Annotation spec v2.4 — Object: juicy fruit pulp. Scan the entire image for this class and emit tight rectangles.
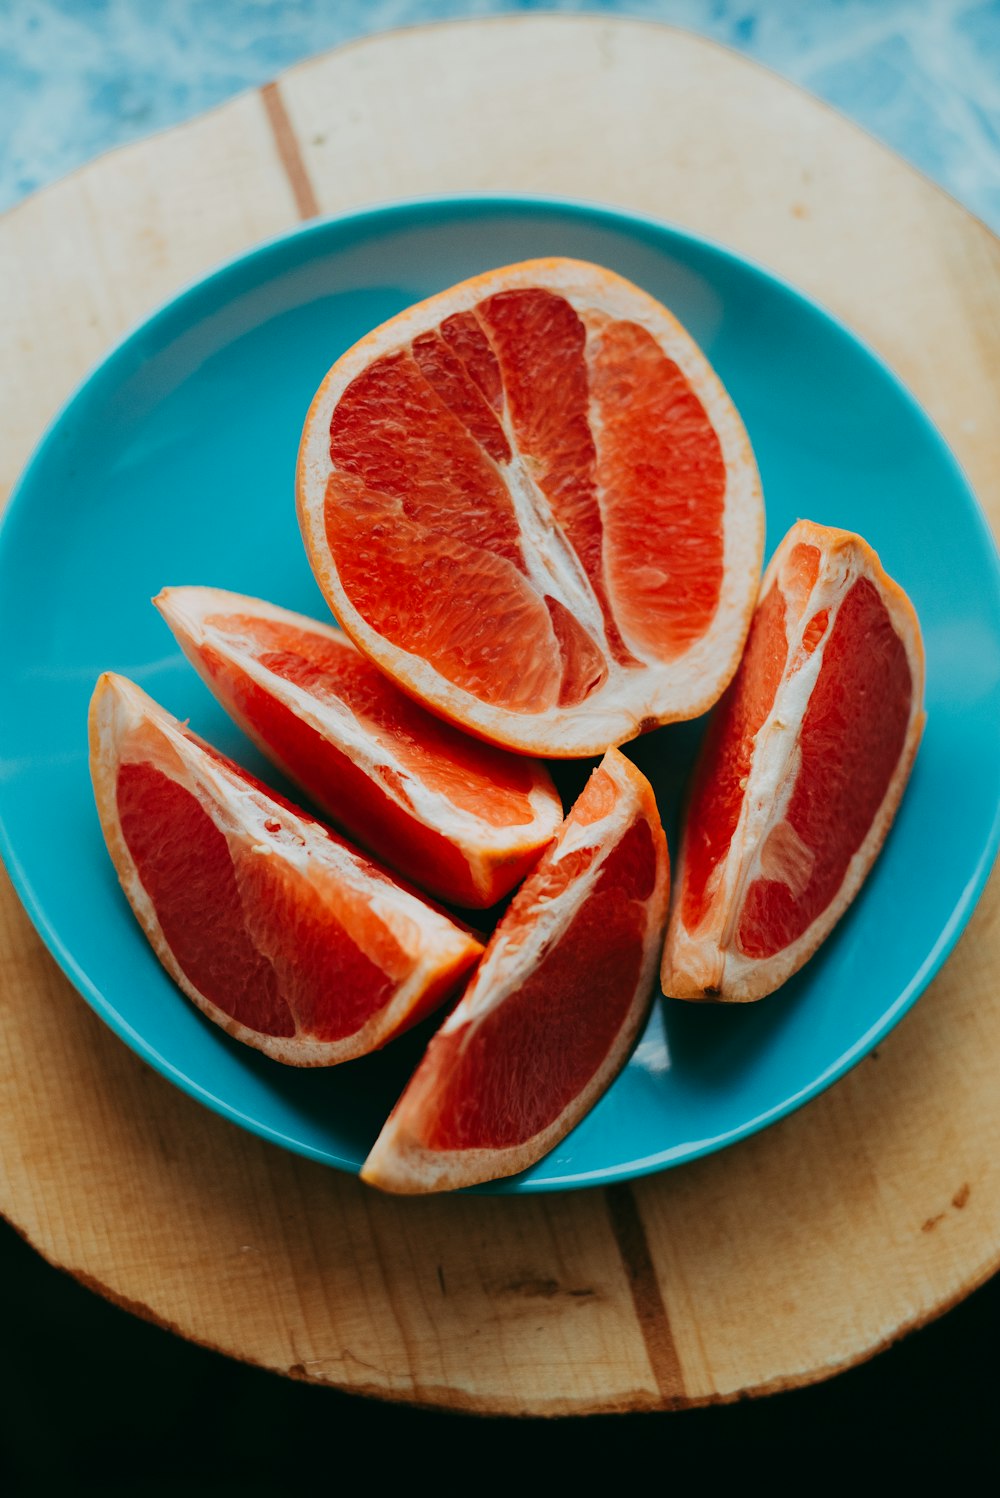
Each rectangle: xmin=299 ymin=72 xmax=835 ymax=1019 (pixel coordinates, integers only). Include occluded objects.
xmin=299 ymin=259 xmax=763 ymax=756
xmin=362 ymin=749 xmax=670 ymax=1193
xmin=155 ymin=588 xmax=562 ymax=908
xmin=417 ymin=817 xmax=655 ymax=1153
xmin=326 ymin=299 xmax=724 ymax=695
xmin=89 ymin=674 xmax=482 ymax=1065
xmin=662 ymin=521 xmax=925 ymax=1003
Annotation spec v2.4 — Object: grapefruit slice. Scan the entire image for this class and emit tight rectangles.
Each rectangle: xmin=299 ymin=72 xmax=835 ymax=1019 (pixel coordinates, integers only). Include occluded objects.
xmin=298 ymin=258 xmax=763 ymax=756
xmin=661 ymin=520 xmax=925 ymax=1003
xmin=89 ymin=674 xmax=482 ymax=1064
xmin=361 ymin=748 xmax=670 ymax=1193
xmin=154 ymin=587 xmax=562 ymax=908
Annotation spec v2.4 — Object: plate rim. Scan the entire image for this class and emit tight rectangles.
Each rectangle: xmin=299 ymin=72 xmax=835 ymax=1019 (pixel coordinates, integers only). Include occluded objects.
xmin=2 ymin=190 xmax=999 ymax=1194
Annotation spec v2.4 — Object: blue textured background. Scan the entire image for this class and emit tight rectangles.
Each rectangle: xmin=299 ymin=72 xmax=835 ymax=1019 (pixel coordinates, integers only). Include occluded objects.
xmin=2 ymin=1 xmax=1000 ymax=228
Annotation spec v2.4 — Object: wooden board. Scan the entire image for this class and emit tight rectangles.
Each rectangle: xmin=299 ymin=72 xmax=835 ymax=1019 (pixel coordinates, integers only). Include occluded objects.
xmin=2 ymin=15 xmax=999 ymax=1415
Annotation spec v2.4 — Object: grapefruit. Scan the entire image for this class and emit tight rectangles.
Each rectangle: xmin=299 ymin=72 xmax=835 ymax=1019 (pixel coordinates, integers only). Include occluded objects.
xmin=297 ymin=258 xmax=763 ymax=756
xmin=362 ymin=748 xmax=670 ymax=1193
xmin=661 ymin=520 xmax=925 ymax=1003
xmin=154 ymin=587 xmax=562 ymax=908
xmin=89 ymin=674 xmax=482 ymax=1064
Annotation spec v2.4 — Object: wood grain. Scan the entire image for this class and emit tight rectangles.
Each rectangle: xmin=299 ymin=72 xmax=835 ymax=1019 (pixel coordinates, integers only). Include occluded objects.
xmin=2 ymin=15 xmax=999 ymax=1414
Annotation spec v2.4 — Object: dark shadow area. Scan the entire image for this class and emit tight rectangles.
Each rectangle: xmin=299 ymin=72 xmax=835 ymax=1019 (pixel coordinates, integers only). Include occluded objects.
xmin=659 ymin=927 xmax=839 ymax=1085
xmin=237 ymin=1006 xmax=441 ymax=1152
xmin=621 ymin=716 xmax=705 ymax=851
xmin=1 ymin=1217 xmax=995 ymax=1492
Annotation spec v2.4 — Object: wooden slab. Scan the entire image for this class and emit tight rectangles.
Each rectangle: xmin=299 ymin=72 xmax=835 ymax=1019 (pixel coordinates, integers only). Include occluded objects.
xmin=2 ymin=16 xmax=999 ymax=1414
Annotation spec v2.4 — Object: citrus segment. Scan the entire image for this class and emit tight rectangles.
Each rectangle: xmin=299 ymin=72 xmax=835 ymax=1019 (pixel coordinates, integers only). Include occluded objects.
xmin=680 ymin=583 xmax=789 ymax=932
xmin=543 ymin=594 xmax=609 ymax=705
xmin=89 ymin=674 xmax=482 ymax=1064
xmin=155 ymin=588 xmax=562 ymax=908
xmin=662 ymin=521 xmax=925 ymax=1003
xmin=736 ymin=576 xmax=913 ymax=959
xmin=116 ymin=759 xmax=296 ymax=1038
xmin=439 ymin=310 xmax=505 ymax=412
xmin=590 ymin=317 xmax=726 ymax=657
xmin=298 ymin=258 xmax=764 ymax=755
xmin=362 ymin=749 xmax=670 ymax=1193
xmin=329 ymin=348 xmax=524 ymax=567
xmin=323 ymin=472 xmax=561 ymax=713
xmin=412 ymin=324 xmax=510 ymax=463
xmin=475 ymin=287 xmax=636 ymax=669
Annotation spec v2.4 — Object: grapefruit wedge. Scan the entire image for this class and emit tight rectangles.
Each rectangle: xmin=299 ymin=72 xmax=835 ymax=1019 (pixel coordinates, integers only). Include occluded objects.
xmin=298 ymin=258 xmax=763 ymax=756
xmin=154 ymin=587 xmax=562 ymax=908
xmin=89 ymin=674 xmax=482 ymax=1064
xmin=661 ymin=520 xmax=926 ymax=1003
xmin=362 ymin=748 xmax=670 ymax=1193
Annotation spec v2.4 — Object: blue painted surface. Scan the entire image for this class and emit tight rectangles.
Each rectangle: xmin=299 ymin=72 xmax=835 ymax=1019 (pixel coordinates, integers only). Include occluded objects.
xmin=1 ymin=197 xmax=998 ymax=1191
xmin=2 ymin=2 xmax=999 ymax=227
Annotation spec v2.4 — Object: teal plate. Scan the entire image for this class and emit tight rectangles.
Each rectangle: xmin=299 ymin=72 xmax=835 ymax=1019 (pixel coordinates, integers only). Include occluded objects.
xmin=2 ymin=196 xmax=999 ymax=1193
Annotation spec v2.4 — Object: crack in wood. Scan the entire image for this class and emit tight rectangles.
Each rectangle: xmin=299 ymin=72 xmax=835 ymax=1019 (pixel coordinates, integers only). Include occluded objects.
xmin=604 ymin=1184 xmax=685 ymax=1402
xmin=260 ymin=81 xmax=320 ymax=220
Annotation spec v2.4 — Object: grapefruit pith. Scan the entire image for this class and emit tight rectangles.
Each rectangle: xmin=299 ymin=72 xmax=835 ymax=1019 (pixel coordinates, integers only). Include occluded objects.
xmin=155 ymin=587 xmax=562 ymax=908
xmin=89 ymin=674 xmax=482 ymax=1064
xmin=362 ymin=748 xmax=670 ymax=1193
xmin=298 ymin=258 xmax=763 ymax=756
xmin=661 ymin=520 xmax=926 ymax=1003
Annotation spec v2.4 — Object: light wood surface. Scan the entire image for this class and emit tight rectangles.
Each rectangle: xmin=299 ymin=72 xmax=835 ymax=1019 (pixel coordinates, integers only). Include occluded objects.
xmin=2 ymin=16 xmax=999 ymax=1415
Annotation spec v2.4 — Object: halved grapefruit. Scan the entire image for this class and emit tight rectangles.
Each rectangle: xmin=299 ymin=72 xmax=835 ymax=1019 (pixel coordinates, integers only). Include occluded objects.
xmin=362 ymin=748 xmax=670 ymax=1193
xmin=154 ymin=587 xmax=562 ymax=908
xmin=298 ymin=258 xmax=763 ymax=756
xmin=89 ymin=674 xmax=482 ymax=1064
xmin=661 ymin=520 xmax=925 ymax=1003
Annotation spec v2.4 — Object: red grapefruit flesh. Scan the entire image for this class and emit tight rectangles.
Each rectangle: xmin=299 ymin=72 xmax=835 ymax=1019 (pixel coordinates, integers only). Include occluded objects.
xmin=661 ymin=521 xmax=926 ymax=1002
xmin=362 ymin=749 xmax=670 ymax=1193
xmin=298 ymin=258 xmax=763 ymax=756
xmin=89 ymin=674 xmax=482 ymax=1064
xmin=154 ymin=587 xmax=562 ymax=908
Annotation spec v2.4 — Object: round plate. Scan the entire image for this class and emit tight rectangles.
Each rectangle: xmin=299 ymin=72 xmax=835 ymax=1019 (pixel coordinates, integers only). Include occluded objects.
xmin=2 ymin=196 xmax=998 ymax=1194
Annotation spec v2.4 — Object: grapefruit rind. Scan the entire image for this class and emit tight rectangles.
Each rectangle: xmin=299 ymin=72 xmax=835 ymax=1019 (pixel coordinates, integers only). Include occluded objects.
xmin=361 ymin=749 xmax=670 ymax=1194
xmin=297 ymin=258 xmax=764 ymax=756
xmin=661 ymin=521 xmax=926 ymax=1003
xmin=154 ymin=586 xmax=562 ymax=906
xmin=89 ymin=673 xmax=483 ymax=1064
